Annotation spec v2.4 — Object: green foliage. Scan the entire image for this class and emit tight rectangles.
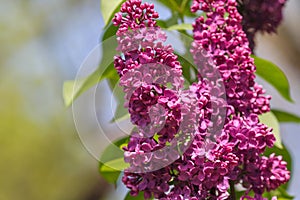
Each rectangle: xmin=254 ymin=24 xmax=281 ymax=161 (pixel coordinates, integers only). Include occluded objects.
xmin=0 ymin=75 xmax=104 ymax=200
xmin=156 ymin=0 xmax=196 ymax=18
xmin=110 ymin=83 xmax=130 ymax=122
xmin=263 ymin=186 xmax=294 ymax=200
xmin=156 ymin=0 xmax=181 ymax=13
xmin=101 ymin=0 xmax=125 ymax=26
xmin=63 ymin=63 xmax=115 ymax=107
xmin=253 ymin=55 xmax=293 ymax=102
xmin=102 ymin=22 xmax=119 ymax=41
xmin=63 ymin=24 xmax=118 ymax=107
xmin=259 ymin=111 xmax=283 ymax=149
xmin=63 ymin=73 xmax=100 ymax=107
xmin=236 ymin=187 xmax=294 ymax=200
xmin=235 ymin=190 xmax=249 ymax=199
xmin=167 ymin=23 xmax=193 ymax=31
xmin=272 ymin=109 xmax=300 ymax=123
xmin=99 ymin=136 xmax=129 ymax=185
xmin=175 ymin=52 xmax=197 ymax=84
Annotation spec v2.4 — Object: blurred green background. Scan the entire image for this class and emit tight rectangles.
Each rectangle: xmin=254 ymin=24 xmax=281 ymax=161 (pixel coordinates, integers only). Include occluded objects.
xmin=0 ymin=0 xmax=110 ymax=199
xmin=1 ymin=0 xmax=300 ymax=200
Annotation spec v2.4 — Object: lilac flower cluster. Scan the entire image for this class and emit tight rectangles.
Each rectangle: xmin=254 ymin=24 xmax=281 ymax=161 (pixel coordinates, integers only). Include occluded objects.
xmin=113 ymin=0 xmax=211 ymax=174
xmin=113 ymin=0 xmax=158 ymax=34
xmin=190 ymin=0 xmax=289 ymax=198
xmin=191 ymin=0 xmax=271 ymax=115
xmin=237 ymin=0 xmax=287 ymax=51
xmin=111 ymin=0 xmax=290 ymax=199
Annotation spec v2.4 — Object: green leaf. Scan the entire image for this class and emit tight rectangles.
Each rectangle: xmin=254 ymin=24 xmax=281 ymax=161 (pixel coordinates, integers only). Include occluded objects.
xmin=259 ymin=111 xmax=283 ymax=149
xmin=237 ymin=186 xmax=294 ymax=200
xmin=98 ymin=24 xmax=119 ymax=75
xmin=100 ymin=136 xmax=129 ymax=164
xmin=63 ymin=80 xmax=78 ymax=107
xmin=63 ymin=24 xmax=118 ymax=107
xmin=180 ymin=0 xmax=198 ymax=17
xmin=100 ymin=0 xmax=125 ymax=26
xmin=165 ymin=15 xmax=180 ymax=28
xmin=235 ymin=190 xmax=254 ymax=199
xmin=98 ymin=164 xmax=122 ymax=184
xmin=101 ymin=24 xmax=127 ymax=121
xmin=110 ymin=82 xmax=130 ymax=123
xmin=263 ymin=185 xmax=294 ymax=200
xmin=104 ymin=157 xmax=129 ymax=169
xmin=156 ymin=0 xmax=196 ymax=17
xmin=111 ymin=103 xmax=130 ymax=123
xmin=276 ymin=186 xmax=294 ymax=200
xmin=272 ymin=109 xmax=300 ymax=123
xmin=167 ymin=23 xmax=193 ymax=31
xmin=63 ymin=65 xmax=115 ymax=107
xmin=125 ymin=192 xmax=150 ymax=200
xmin=156 ymin=20 xmax=168 ymax=29
xmin=252 ymin=55 xmax=293 ymax=102
xmin=103 ymin=61 xmax=129 ymax=123
xmin=175 ymin=52 xmax=197 ymax=85
xmin=102 ymin=22 xmax=119 ymax=41
xmin=156 ymin=0 xmax=180 ymax=13
xmin=99 ymin=136 xmax=129 ymax=184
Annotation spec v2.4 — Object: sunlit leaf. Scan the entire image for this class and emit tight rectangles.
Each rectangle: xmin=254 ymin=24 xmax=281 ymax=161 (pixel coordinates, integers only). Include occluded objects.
xmin=252 ymin=55 xmax=293 ymax=102
xmin=167 ymin=16 xmax=181 ymax=27
xmin=63 ymin=66 xmax=112 ymax=107
xmin=237 ymin=185 xmax=294 ymax=200
xmin=263 ymin=185 xmax=294 ymax=200
xmin=235 ymin=191 xmax=248 ymax=199
xmin=62 ymin=61 xmax=116 ymax=107
xmin=63 ymin=24 xmax=118 ymax=107
xmin=102 ymin=60 xmax=129 ymax=123
xmin=98 ymin=164 xmax=121 ymax=184
xmin=102 ymin=22 xmax=119 ymax=41
xmin=156 ymin=0 xmax=180 ymax=13
xmin=156 ymin=20 xmax=168 ymax=29
xmin=111 ymin=102 xmax=130 ymax=123
xmin=272 ymin=109 xmax=300 ymax=123
xmin=259 ymin=111 xmax=283 ymax=149
xmin=175 ymin=52 xmax=197 ymax=85
xmin=100 ymin=0 xmax=125 ymax=26
xmin=167 ymin=23 xmax=193 ymax=31
xmin=99 ymin=136 xmax=129 ymax=184
xmin=110 ymin=82 xmax=130 ymax=123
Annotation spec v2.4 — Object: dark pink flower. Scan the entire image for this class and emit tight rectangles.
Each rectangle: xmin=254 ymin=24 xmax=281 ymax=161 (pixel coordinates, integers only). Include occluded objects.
xmin=237 ymin=0 xmax=287 ymax=51
xmin=110 ymin=0 xmax=290 ymax=199
xmin=191 ymin=0 xmax=271 ymax=115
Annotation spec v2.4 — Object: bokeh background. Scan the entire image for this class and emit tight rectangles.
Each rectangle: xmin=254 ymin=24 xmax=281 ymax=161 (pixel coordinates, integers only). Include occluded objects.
xmin=1 ymin=0 xmax=299 ymax=199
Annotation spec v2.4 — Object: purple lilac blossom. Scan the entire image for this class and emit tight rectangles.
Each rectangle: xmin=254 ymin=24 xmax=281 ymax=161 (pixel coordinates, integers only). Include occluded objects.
xmin=191 ymin=0 xmax=290 ymax=199
xmin=237 ymin=0 xmax=287 ymax=51
xmin=113 ymin=0 xmax=211 ymax=174
xmin=191 ymin=0 xmax=271 ymax=116
xmin=110 ymin=0 xmax=290 ymax=199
